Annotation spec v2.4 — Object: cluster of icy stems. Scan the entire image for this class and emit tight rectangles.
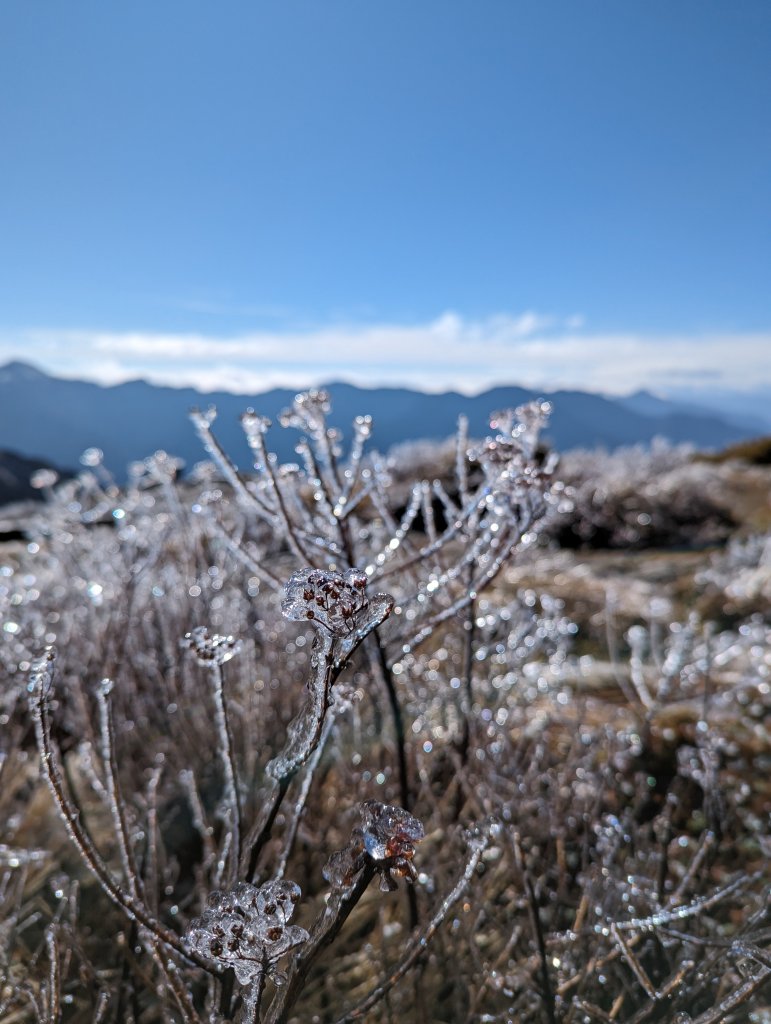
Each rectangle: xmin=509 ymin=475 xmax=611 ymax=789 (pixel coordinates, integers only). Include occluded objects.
xmin=5 ymin=387 xmax=769 ymax=1023
xmin=187 ymin=880 xmax=307 ymax=985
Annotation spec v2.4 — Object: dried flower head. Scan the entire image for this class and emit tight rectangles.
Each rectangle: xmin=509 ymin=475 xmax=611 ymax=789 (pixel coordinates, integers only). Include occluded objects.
xmin=282 ymin=567 xmax=370 ymax=637
xmin=240 ymin=408 xmax=272 ymax=439
xmin=187 ymin=880 xmax=308 ymax=985
xmin=324 ymin=801 xmax=425 ymax=893
xmin=28 ymin=648 xmax=57 ymax=700
xmin=181 ymin=626 xmax=242 ymax=666
xmin=278 ymin=389 xmax=331 ymax=436
xmin=143 ymin=449 xmax=184 ymax=483
xmin=30 ymin=468 xmax=59 ymax=490
xmin=471 ymin=401 xmax=552 ymax=471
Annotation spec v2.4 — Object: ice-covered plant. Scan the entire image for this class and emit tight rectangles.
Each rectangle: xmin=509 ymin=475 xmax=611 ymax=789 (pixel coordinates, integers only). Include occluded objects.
xmin=1 ymin=390 xmax=767 ymax=1021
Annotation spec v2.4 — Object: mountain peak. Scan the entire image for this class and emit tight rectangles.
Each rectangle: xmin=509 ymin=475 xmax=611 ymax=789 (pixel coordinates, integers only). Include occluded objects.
xmin=0 ymin=360 xmax=49 ymax=382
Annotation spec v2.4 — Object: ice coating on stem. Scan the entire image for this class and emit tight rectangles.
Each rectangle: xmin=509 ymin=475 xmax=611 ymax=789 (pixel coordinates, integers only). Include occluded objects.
xmin=266 ymin=630 xmax=334 ymax=780
xmin=269 ymin=568 xmax=394 ymax=779
xmin=334 ymin=591 xmax=395 ymax=667
xmin=187 ymin=880 xmax=308 ymax=985
xmin=240 ymin=409 xmax=273 ymax=473
xmin=240 ymin=409 xmax=272 ymax=440
xmin=189 ymin=405 xmax=217 ymax=432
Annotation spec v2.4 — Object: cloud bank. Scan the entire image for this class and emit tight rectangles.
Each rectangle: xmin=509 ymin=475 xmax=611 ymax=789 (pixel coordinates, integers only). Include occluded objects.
xmin=0 ymin=312 xmax=768 ymax=397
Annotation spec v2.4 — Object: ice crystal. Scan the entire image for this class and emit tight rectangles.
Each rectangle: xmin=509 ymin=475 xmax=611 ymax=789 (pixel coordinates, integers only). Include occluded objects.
xmin=360 ymin=800 xmax=425 ymax=861
xmin=181 ymin=627 xmax=242 ymax=666
xmin=187 ymin=880 xmax=308 ymax=985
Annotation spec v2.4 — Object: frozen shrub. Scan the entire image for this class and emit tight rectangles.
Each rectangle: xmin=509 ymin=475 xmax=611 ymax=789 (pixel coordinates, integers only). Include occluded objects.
xmin=698 ymin=530 xmax=771 ymax=612
xmin=0 ymin=394 xmax=767 ymax=1022
xmin=553 ymin=442 xmax=737 ymax=549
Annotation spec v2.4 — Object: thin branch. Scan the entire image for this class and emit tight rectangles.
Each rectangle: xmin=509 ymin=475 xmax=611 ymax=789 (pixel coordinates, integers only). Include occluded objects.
xmin=334 ymin=827 xmax=491 ymax=1022
xmin=29 ymin=655 xmax=215 ymax=973
xmin=45 ymin=928 xmax=61 ymax=1024
xmin=210 ymin=660 xmax=242 ymax=887
xmin=264 ymin=862 xmax=377 ymax=1024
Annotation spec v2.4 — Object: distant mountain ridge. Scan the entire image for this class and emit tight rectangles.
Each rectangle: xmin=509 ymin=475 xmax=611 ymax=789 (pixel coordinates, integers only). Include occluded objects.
xmin=0 ymin=360 xmax=758 ymax=479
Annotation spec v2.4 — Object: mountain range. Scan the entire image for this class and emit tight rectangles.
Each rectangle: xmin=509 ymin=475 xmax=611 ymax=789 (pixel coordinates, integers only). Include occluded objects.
xmin=0 ymin=360 xmax=760 ymax=480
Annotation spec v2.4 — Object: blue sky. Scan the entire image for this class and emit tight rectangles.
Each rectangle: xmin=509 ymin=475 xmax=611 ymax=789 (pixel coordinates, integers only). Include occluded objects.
xmin=0 ymin=1 xmax=769 ymax=395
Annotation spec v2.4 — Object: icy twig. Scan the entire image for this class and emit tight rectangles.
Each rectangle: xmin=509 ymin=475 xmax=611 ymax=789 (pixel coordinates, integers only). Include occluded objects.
xmin=455 ymin=413 xmax=470 ymax=507
xmin=28 ymin=651 xmax=215 ymax=973
xmin=90 ymin=990 xmax=111 ymax=1024
xmin=690 ymin=961 xmax=771 ymax=1024
xmin=241 ymin=409 xmax=313 ymax=565
xmin=179 ymin=768 xmax=217 ymax=874
xmin=514 ymin=831 xmax=557 ymax=1024
xmin=333 ymin=823 xmax=493 ymax=1022
xmin=190 ymin=407 xmax=276 ymax=524
xmin=144 ymin=764 xmax=163 ymax=916
xmin=333 ymin=415 xmax=372 ymax=517
xmin=274 ymin=712 xmax=336 ymax=881
xmin=600 ymin=872 xmax=760 ymax=935
xmin=204 ymin=519 xmax=284 ymax=591
xmin=45 ymin=927 xmax=60 ymax=1024
xmin=181 ymin=628 xmax=244 ymax=887
xmin=398 ymin=518 xmax=532 ymax=654
xmin=95 ymin=680 xmax=143 ymax=900
xmin=243 ymin=569 xmax=394 ymax=879
xmin=263 ymin=863 xmax=377 ymax=1024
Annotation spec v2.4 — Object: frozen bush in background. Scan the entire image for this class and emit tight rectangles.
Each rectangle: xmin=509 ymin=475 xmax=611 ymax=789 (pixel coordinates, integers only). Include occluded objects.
xmin=0 ymin=396 xmax=768 ymax=1022
xmin=554 ymin=441 xmax=737 ymax=549
xmin=699 ymin=530 xmax=771 ymax=610
xmin=372 ymin=435 xmax=739 ymax=551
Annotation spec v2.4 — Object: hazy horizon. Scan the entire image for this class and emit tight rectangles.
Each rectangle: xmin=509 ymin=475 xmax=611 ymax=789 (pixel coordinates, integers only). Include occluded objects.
xmin=4 ymin=347 xmax=771 ymax=409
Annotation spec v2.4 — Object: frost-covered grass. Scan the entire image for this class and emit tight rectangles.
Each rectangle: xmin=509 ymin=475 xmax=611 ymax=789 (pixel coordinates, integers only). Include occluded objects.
xmin=0 ymin=394 xmax=769 ymax=1023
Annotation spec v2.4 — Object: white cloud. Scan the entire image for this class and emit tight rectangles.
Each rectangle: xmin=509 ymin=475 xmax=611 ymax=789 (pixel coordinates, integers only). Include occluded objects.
xmin=0 ymin=313 xmax=768 ymax=397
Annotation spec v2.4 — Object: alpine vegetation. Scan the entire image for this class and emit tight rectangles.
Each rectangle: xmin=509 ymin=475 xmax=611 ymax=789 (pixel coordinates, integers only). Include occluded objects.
xmin=0 ymin=391 xmax=768 ymax=1021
